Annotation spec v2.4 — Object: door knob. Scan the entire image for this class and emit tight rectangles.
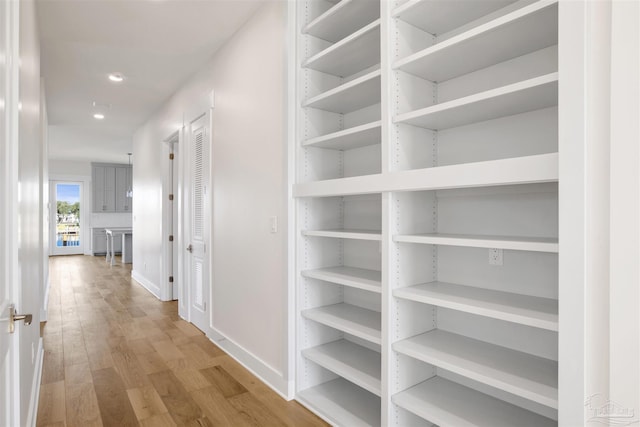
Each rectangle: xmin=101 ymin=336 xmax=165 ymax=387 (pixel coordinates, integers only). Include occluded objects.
xmin=186 ymin=244 xmax=193 ymax=253
xmin=9 ymin=304 xmax=32 ymax=334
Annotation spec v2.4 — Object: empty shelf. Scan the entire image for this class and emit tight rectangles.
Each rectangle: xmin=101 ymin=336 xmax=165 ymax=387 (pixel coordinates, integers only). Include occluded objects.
xmin=302 ymin=121 xmax=382 ymax=150
xmin=302 ymin=266 xmax=382 ymax=294
xmin=393 ymin=233 xmax=558 ymax=253
xmin=395 ymin=1 xmax=558 ymax=82
xmin=298 ymin=378 xmax=381 ymax=427
xmin=303 ymin=229 xmax=382 ymax=241
xmin=393 ymin=0 xmax=515 ymax=36
xmin=303 ymin=339 xmax=381 ymax=396
xmin=394 ymin=282 xmax=558 ymax=331
xmin=394 ymin=73 xmax=558 ymax=130
xmin=294 ymin=153 xmax=558 ymax=198
xmin=304 ymin=0 xmax=380 ymax=43
xmin=303 ymin=69 xmax=381 ymax=114
xmin=394 ymin=329 xmax=558 ymax=408
xmin=303 ymin=20 xmax=381 ymax=77
xmin=393 ymin=376 xmax=556 ymax=427
xmin=302 ymin=303 xmax=381 ymax=344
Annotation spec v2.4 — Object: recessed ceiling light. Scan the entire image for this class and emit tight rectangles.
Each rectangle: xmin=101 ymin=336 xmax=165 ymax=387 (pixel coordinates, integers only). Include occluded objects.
xmin=108 ymin=73 xmax=124 ymax=83
xmin=94 ymin=113 xmax=105 ymax=120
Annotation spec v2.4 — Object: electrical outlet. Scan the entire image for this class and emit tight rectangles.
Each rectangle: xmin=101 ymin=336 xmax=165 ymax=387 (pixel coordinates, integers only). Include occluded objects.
xmin=270 ymin=216 xmax=278 ymax=233
xmin=489 ymin=248 xmax=503 ymax=266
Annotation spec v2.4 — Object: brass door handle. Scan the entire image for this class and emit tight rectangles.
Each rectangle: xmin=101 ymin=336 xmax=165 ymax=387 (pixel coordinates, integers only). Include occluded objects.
xmin=9 ymin=304 xmax=32 ymax=334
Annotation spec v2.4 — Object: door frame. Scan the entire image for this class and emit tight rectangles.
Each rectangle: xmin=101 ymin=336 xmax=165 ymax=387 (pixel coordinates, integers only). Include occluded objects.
xmin=49 ymin=180 xmax=85 ymax=255
xmin=162 ymin=130 xmax=182 ymax=303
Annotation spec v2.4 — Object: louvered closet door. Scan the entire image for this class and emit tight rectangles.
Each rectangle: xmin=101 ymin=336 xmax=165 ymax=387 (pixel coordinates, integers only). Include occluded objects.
xmin=187 ymin=113 xmax=210 ymax=333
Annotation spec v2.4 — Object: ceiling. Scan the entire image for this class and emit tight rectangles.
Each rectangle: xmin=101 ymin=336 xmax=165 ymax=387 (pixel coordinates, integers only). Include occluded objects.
xmin=38 ymin=0 xmax=264 ymax=164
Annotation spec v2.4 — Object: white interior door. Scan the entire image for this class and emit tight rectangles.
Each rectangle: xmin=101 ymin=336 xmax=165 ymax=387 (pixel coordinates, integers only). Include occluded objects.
xmin=1 ymin=0 xmax=20 ymax=423
xmin=186 ymin=113 xmax=210 ymax=333
xmin=50 ymin=181 xmax=84 ymax=255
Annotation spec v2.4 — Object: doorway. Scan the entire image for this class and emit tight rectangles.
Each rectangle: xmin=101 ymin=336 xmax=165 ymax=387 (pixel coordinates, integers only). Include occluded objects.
xmin=50 ymin=181 xmax=84 ymax=255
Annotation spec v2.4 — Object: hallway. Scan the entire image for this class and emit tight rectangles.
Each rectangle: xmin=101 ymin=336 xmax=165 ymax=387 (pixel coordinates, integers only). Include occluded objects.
xmin=36 ymin=255 xmax=326 ymax=427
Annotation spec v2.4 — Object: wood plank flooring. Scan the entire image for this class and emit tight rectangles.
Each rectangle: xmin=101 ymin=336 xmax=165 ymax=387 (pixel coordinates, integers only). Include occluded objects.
xmin=37 ymin=255 xmax=327 ymax=427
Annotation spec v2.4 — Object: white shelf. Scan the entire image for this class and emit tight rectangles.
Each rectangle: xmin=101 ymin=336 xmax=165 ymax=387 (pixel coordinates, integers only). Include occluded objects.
xmin=393 ymin=232 xmax=558 ymax=253
xmin=304 ymin=0 xmax=380 ymax=43
xmin=302 ymin=303 xmax=381 ymax=345
xmin=392 ymin=0 xmax=515 ymax=36
xmin=394 ymin=282 xmax=558 ymax=331
xmin=303 ymin=20 xmax=381 ymax=77
xmin=394 ymin=1 xmax=558 ymax=82
xmin=294 ymin=153 xmax=558 ymax=198
xmin=302 ymin=120 xmax=382 ymax=150
xmin=303 ymin=69 xmax=381 ymax=114
xmin=302 ymin=266 xmax=382 ymax=294
xmin=394 ymin=73 xmax=558 ymax=130
xmin=393 ymin=329 xmax=558 ymax=408
xmin=393 ymin=376 xmax=556 ymax=427
xmin=303 ymin=339 xmax=381 ymax=396
xmin=298 ymin=378 xmax=380 ymax=427
xmin=302 ymin=229 xmax=382 ymax=241
xmin=394 ymin=233 xmax=558 ymax=253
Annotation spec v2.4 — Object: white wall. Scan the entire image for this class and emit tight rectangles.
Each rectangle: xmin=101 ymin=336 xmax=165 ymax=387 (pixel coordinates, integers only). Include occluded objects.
xmin=132 ymin=2 xmax=290 ymax=394
xmin=49 ymin=158 xmax=91 ymax=176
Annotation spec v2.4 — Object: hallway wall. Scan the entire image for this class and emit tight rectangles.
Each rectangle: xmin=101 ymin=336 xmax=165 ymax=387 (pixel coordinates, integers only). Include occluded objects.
xmin=132 ymin=2 xmax=290 ymax=395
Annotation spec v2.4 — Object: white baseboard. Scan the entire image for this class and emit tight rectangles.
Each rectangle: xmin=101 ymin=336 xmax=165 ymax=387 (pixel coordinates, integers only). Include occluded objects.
xmin=209 ymin=327 xmax=293 ymax=400
xmin=131 ymin=270 xmax=161 ymax=299
xmin=26 ymin=338 xmax=44 ymax=427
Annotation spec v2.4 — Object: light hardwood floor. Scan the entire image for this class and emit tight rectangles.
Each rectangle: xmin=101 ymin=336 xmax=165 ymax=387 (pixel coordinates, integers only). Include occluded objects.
xmin=37 ymin=255 xmax=326 ymax=427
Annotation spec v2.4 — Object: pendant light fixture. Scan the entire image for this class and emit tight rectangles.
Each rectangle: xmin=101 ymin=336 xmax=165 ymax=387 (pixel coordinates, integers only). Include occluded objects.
xmin=126 ymin=153 xmax=133 ymax=198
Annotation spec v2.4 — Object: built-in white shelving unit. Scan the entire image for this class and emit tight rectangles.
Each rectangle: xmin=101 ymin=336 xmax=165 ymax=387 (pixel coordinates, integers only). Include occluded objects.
xmin=295 ymin=0 xmax=560 ymax=424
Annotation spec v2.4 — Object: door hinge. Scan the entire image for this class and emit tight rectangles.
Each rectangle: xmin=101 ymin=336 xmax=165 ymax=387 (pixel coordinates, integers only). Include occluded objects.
xmin=169 ymin=276 xmax=174 ymax=283
xmin=168 ymin=194 xmax=174 ymax=201
xmin=169 ymin=235 xmax=174 ymax=242
xmin=169 ymin=153 xmax=174 ymax=160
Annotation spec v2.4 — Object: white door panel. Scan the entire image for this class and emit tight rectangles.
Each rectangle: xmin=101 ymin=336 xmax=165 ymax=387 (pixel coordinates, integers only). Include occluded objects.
xmin=186 ymin=113 xmax=211 ymax=333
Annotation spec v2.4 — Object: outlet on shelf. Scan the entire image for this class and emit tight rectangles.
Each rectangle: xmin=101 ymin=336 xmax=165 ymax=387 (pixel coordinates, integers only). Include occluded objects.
xmin=489 ymin=248 xmax=503 ymax=266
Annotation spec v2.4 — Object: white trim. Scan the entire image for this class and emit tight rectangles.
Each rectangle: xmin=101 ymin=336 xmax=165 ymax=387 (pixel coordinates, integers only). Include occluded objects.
xmin=25 ymin=338 xmax=43 ymax=427
xmin=284 ymin=0 xmax=297 ymax=401
xmin=209 ymin=328 xmax=292 ymax=399
xmin=160 ymin=140 xmax=173 ymax=302
xmin=131 ymin=270 xmax=161 ymax=299
xmin=608 ymin=0 xmax=640 ymax=414
xmin=40 ymin=276 xmax=50 ymax=322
